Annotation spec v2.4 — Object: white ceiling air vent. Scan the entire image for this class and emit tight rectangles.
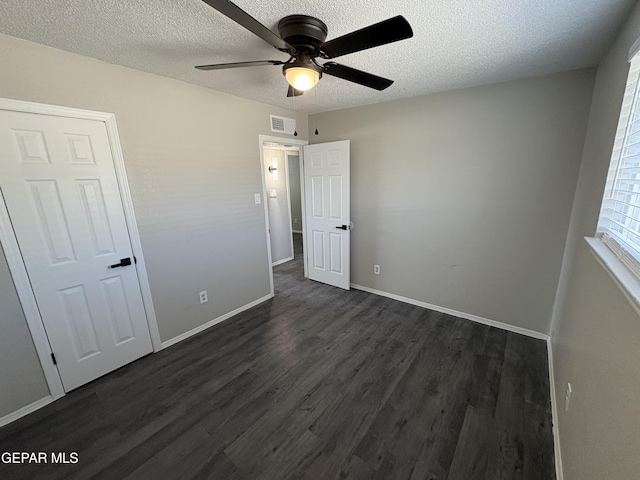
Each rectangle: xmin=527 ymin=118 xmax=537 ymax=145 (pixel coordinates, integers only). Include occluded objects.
xmin=270 ymin=115 xmax=296 ymax=135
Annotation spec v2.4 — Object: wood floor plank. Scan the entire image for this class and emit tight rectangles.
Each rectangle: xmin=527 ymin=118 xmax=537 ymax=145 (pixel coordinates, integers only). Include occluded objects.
xmin=189 ymin=451 xmax=246 ymax=480
xmin=236 ymin=426 xmax=323 ymax=479
xmin=490 ymin=399 xmax=526 ymax=480
xmin=523 ymin=401 xmax=556 ymax=479
xmin=0 ymin=233 xmax=555 ymax=480
xmin=447 ymin=405 xmax=498 ymax=479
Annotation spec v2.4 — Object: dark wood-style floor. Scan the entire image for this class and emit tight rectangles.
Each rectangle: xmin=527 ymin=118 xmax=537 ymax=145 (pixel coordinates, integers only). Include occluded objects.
xmin=0 ymin=234 xmax=556 ymax=479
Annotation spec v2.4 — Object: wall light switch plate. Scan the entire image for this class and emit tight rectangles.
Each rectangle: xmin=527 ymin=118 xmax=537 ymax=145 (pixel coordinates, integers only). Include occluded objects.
xmin=254 ymin=193 xmax=261 ymax=204
xmin=199 ymin=291 xmax=208 ymax=304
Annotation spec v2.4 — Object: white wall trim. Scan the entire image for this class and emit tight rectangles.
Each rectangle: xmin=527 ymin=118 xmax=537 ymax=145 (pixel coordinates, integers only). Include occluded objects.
xmin=629 ymin=36 xmax=640 ymax=62
xmin=104 ymin=112 xmax=162 ymax=352
xmin=292 ymin=230 xmax=303 ymax=234
xmin=350 ymin=283 xmax=549 ymax=340
xmin=547 ymin=338 xmax=564 ymax=480
xmin=0 ymin=193 xmax=66 ymax=400
xmin=0 ymin=100 xmax=70 ymax=400
xmin=585 ymin=236 xmax=640 ymax=318
xmin=272 ymin=256 xmax=294 ymax=267
xmin=160 ymin=293 xmax=273 ymax=349
xmin=258 ymin=134 xmax=308 ymax=296
xmin=298 ymin=152 xmax=308 ymax=279
xmin=284 ymin=151 xmax=295 ymax=263
xmin=0 ymin=98 xmax=120 ymax=121
xmin=0 ymin=396 xmax=54 ymax=428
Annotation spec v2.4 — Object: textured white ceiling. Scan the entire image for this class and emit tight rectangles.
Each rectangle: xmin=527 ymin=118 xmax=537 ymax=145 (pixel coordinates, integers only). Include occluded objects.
xmin=0 ymin=0 xmax=636 ymax=114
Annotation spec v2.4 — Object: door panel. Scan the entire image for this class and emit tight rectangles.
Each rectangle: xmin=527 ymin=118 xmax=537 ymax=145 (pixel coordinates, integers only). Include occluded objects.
xmin=311 ymin=176 xmax=324 ymax=217
xmin=101 ymin=275 xmax=136 ymax=345
xmin=312 ymin=230 xmax=325 ymax=269
xmin=28 ymin=180 xmax=77 ymax=263
xmin=0 ymin=110 xmax=152 ymax=391
xmin=303 ymin=141 xmax=350 ymax=289
xmin=329 ymin=232 xmax=343 ymax=273
xmin=77 ymin=180 xmax=117 ymax=256
xmin=59 ymin=284 xmax=100 ymax=359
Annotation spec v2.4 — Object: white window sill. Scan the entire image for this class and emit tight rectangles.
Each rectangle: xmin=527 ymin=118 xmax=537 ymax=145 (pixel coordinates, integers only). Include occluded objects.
xmin=585 ymin=236 xmax=640 ymax=316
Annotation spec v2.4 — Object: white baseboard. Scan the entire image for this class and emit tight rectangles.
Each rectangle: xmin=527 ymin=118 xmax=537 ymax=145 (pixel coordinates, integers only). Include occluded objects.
xmin=160 ymin=294 xmax=273 ymax=349
xmin=0 ymin=396 xmax=54 ymax=428
xmin=350 ymin=283 xmax=549 ymax=341
xmin=547 ymin=337 xmax=564 ymax=480
xmin=292 ymin=230 xmax=303 ymax=234
xmin=272 ymin=256 xmax=294 ymax=267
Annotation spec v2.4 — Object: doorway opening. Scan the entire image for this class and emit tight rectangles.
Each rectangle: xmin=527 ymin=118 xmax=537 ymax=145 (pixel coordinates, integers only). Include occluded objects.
xmin=259 ymin=135 xmax=351 ymax=293
xmin=258 ymin=135 xmax=308 ymax=294
xmin=263 ymin=143 xmax=301 ymax=267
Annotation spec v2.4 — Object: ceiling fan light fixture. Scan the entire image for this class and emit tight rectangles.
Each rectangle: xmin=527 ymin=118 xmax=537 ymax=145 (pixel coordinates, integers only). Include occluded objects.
xmin=197 ymin=2 xmax=413 ymax=97
xmin=284 ymin=66 xmax=320 ymax=91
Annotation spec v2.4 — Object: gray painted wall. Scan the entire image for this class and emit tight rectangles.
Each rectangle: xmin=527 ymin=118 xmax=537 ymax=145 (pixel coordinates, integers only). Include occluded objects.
xmin=0 ymin=33 xmax=307 ymax=416
xmin=550 ymin=2 xmax=640 ymax=479
xmin=0 ymin=246 xmax=49 ymax=417
xmin=264 ymin=148 xmax=293 ymax=264
xmin=288 ymin=154 xmax=302 ymax=232
xmin=309 ymin=69 xmax=595 ymax=334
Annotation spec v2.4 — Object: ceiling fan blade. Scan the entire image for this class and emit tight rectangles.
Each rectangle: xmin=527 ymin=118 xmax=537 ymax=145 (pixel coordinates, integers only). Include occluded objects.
xmin=320 ymin=16 xmax=413 ymax=59
xmin=322 ymin=62 xmax=393 ymax=90
xmin=201 ymin=0 xmax=293 ymax=53
xmin=287 ymin=85 xmax=304 ymax=97
xmin=195 ymin=60 xmax=285 ymax=70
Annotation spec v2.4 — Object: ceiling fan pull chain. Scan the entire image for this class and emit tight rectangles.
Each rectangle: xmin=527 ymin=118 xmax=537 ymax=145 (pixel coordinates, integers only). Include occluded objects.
xmin=293 ymin=94 xmax=298 ymax=136
xmin=312 ymin=89 xmax=318 ymax=134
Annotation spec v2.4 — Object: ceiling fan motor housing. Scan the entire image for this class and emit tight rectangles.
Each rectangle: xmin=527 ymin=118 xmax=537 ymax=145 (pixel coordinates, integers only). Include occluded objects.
xmin=278 ymin=15 xmax=328 ymax=53
xmin=278 ymin=15 xmax=327 ymax=82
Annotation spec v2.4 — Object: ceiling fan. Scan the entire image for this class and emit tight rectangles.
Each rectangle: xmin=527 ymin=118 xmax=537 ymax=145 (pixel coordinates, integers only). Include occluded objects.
xmin=195 ymin=0 xmax=413 ymax=97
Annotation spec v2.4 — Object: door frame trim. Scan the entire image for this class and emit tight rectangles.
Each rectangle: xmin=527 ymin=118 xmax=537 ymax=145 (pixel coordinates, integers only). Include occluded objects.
xmin=284 ymin=150 xmax=298 ymax=262
xmin=0 ymin=98 xmax=162 ymax=400
xmin=258 ymin=135 xmax=308 ymax=295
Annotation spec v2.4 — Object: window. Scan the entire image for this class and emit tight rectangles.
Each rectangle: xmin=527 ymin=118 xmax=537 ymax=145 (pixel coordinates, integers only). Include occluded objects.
xmin=595 ymin=49 xmax=640 ymax=282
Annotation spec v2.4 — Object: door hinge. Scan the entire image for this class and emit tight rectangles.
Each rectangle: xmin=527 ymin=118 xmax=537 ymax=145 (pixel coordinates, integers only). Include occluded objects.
xmin=51 ymin=353 xmax=57 ymax=365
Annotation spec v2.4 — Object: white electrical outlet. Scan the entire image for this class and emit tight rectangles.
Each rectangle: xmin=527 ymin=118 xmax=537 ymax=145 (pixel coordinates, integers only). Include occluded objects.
xmin=254 ymin=193 xmax=261 ymax=204
xmin=565 ymin=382 xmax=572 ymax=411
xmin=199 ymin=290 xmax=208 ymax=304
xmin=294 ymin=218 xmax=298 ymax=224
xmin=374 ymin=264 xmax=380 ymax=275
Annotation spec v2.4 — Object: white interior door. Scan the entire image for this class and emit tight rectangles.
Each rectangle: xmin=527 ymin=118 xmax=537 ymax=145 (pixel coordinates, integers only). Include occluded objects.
xmin=303 ymin=140 xmax=350 ymax=289
xmin=0 ymin=110 xmax=153 ymax=392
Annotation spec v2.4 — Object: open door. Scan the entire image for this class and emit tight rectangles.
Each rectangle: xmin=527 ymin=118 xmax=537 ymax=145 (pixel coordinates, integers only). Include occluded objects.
xmin=303 ymin=140 xmax=350 ymax=290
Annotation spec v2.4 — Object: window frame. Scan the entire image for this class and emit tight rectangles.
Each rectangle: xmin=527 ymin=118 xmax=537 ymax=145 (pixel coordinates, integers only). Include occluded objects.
xmin=589 ymin=38 xmax=640 ymax=316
